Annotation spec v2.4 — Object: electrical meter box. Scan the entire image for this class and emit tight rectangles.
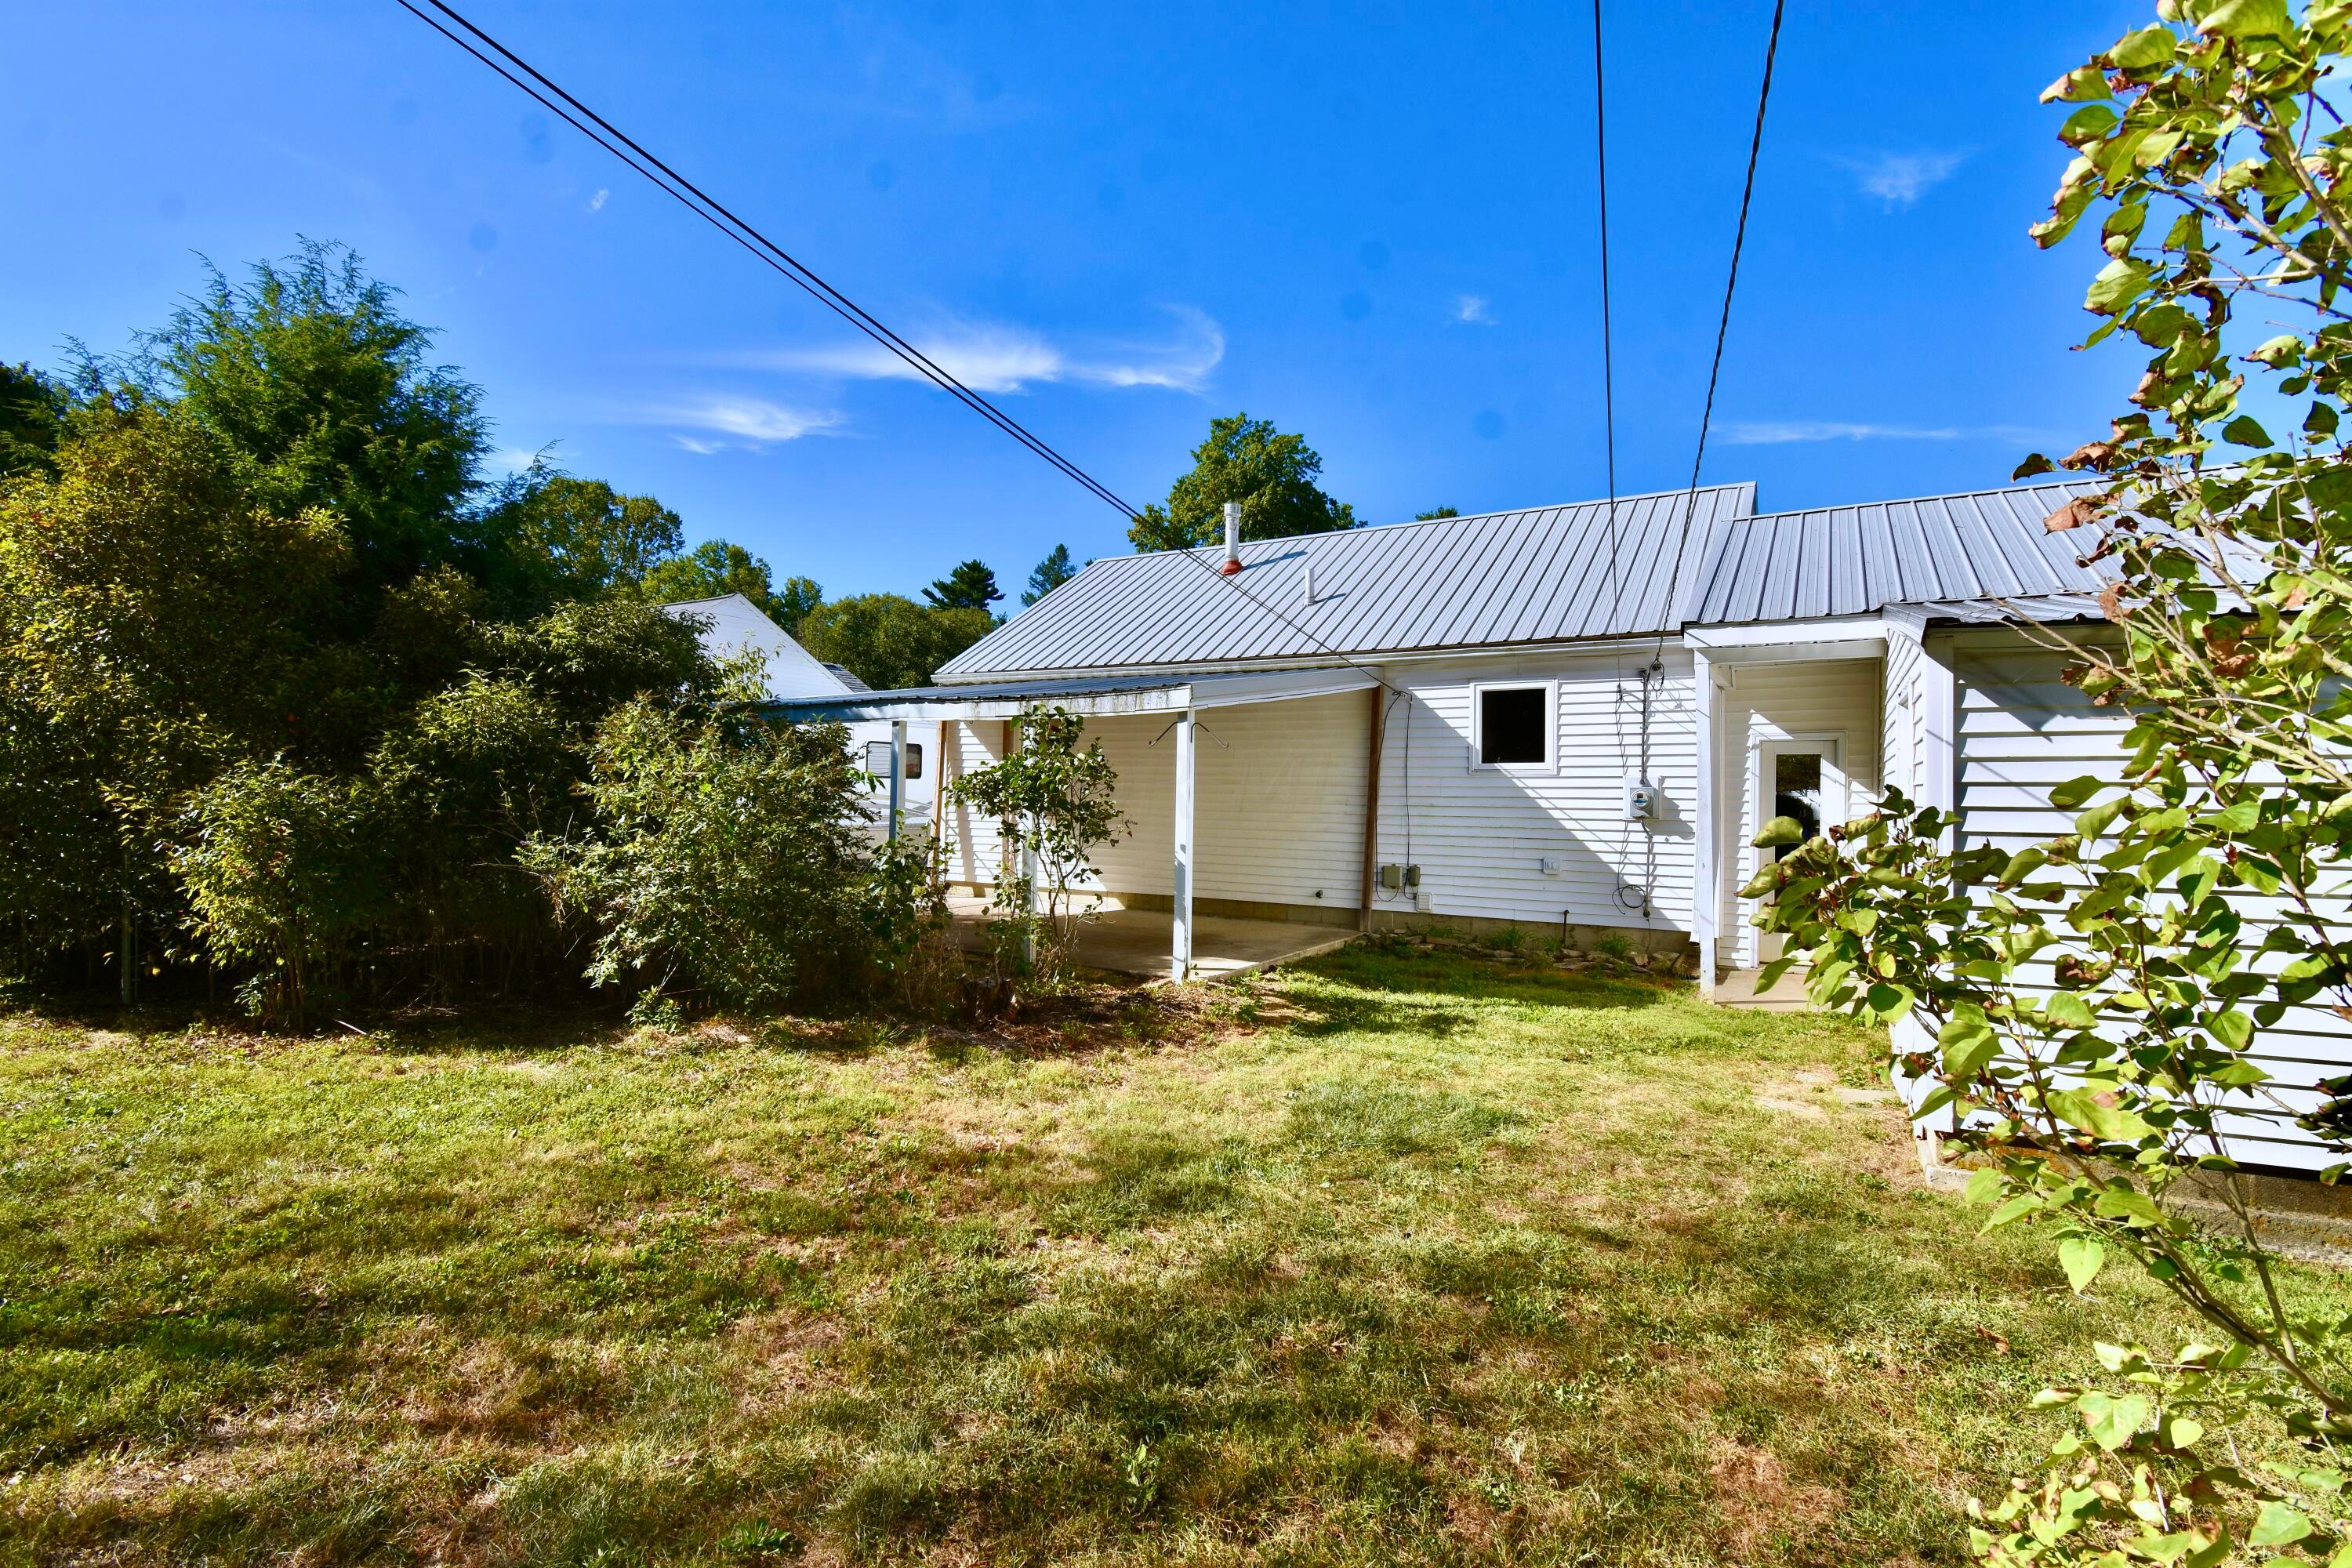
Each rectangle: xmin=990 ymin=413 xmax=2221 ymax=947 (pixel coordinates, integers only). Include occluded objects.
xmin=1623 ymin=777 xmax=1660 ymax=821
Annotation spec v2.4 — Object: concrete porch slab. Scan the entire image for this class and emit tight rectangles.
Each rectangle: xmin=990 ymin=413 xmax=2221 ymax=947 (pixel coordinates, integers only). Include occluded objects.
xmin=1714 ymin=965 xmax=1813 ymax=1011
xmin=947 ymin=894 xmax=1356 ymax=983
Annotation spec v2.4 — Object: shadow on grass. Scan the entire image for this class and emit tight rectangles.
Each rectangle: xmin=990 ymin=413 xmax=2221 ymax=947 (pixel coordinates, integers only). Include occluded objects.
xmin=1298 ymin=942 xmax=1681 ymax=1013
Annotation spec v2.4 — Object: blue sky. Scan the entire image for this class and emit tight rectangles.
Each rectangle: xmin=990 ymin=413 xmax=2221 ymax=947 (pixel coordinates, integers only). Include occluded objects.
xmin=6 ymin=0 xmax=2147 ymax=600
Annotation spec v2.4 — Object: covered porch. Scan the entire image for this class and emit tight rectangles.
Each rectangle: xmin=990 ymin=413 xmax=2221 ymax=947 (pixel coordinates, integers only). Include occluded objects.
xmin=767 ymin=666 xmax=1386 ymax=984
xmin=1688 ymin=615 xmax=1911 ymax=1007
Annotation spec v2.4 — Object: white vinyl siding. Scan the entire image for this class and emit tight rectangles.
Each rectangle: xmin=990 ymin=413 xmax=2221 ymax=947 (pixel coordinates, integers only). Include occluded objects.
xmin=1371 ymin=649 xmax=1698 ymax=935
xmin=937 ymin=693 xmax=1370 ymax=914
xmin=1949 ymin=628 xmax=2351 ymax=1173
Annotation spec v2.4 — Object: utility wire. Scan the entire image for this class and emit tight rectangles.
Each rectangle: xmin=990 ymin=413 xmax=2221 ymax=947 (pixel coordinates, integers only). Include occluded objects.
xmin=394 ymin=0 xmax=1404 ymax=695
xmin=395 ymin=0 xmax=1128 ymax=514
xmin=1592 ymin=0 xmax=1620 ymax=639
xmin=1653 ymin=0 xmax=1784 ymax=658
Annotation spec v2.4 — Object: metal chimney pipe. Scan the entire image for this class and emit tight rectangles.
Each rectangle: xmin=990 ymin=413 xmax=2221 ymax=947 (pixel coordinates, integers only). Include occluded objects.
xmin=1219 ymin=500 xmax=1243 ymax=575
xmin=1302 ymin=558 xmax=1316 ymax=604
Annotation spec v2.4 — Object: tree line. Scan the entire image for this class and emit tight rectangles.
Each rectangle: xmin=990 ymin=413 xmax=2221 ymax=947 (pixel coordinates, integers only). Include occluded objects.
xmin=0 ymin=244 xmax=951 ymax=1018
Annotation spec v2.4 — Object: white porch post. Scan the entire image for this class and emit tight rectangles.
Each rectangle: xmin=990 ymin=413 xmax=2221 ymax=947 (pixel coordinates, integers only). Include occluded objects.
xmin=1921 ymin=636 xmax=1958 ymax=840
xmin=1171 ymin=707 xmax=1196 ymax=983
xmin=886 ymin=718 xmax=907 ymax=844
xmin=1693 ymin=651 xmax=1719 ymax=1002
xmin=1018 ymin=717 xmax=1040 ymax=969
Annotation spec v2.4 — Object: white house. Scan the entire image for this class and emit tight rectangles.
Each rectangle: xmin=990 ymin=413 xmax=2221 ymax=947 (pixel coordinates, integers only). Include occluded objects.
xmin=655 ymin=593 xmax=937 ymax=829
xmin=764 ymin=487 xmax=2350 ymax=1174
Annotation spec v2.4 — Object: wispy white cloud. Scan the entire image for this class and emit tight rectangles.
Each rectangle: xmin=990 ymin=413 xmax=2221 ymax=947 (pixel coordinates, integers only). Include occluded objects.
xmin=586 ymin=187 xmax=608 ymax=213
xmin=612 ymin=397 xmax=844 ymax=454
xmin=752 ymin=307 xmax=1225 ymax=395
xmin=1715 ymin=419 xmax=2042 ymax=445
xmin=1840 ymin=151 xmax=1964 ymax=207
xmin=1454 ymin=294 xmax=1495 ymax=325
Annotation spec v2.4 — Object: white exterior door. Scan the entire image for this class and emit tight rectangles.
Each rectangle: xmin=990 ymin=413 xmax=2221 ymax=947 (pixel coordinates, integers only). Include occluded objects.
xmin=1753 ymin=735 xmax=1846 ymax=964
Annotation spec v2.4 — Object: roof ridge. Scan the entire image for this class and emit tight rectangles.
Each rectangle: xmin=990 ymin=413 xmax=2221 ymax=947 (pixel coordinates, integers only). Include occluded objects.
xmin=1736 ymin=474 xmax=2096 ymax=524
xmin=1069 ymin=481 xmax=1759 ymax=568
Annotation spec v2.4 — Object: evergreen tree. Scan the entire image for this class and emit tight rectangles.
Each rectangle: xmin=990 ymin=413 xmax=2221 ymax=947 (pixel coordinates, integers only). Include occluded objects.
xmin=1022 ymin=544 xmax=1076 ymax=606
xmin=923 ymin=559 xmax=1003 ymax=612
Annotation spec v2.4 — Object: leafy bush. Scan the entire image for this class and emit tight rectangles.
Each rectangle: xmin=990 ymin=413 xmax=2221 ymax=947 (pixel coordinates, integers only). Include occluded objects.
xmin=172 ymin=760 xmax=379 ymax=1025
xmin=1754 ymin=6 xmax=2352 ymax=1561
xmin=947 ymin=705 xmax=1126 ymax=985
xmin=522 ymin=703 xmax=878 ymax=1013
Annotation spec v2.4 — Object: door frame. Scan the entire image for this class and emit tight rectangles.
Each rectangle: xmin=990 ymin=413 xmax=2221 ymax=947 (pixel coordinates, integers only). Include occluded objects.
xmin=1748 ymin=731 xmax=1849 ymax=966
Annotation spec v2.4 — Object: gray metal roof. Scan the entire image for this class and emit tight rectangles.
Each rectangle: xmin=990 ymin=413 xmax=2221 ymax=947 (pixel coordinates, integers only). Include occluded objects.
xmin=936 ymin=484 xmax=1758 ymax=681
xmin=1680 ymin=478 xmax=2115 ymax=626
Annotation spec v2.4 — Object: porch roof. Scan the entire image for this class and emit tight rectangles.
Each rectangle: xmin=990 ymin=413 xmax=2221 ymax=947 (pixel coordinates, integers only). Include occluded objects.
xmin=759 ymin=663 xmax=1380 ymax=722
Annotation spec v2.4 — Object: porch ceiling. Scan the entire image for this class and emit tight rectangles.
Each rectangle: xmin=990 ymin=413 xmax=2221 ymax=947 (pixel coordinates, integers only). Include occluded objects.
xmin=760 ymin=665 xmax=1379 ymax=722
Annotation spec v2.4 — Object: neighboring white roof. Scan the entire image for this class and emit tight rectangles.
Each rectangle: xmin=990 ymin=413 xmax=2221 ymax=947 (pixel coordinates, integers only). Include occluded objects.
xmin=938 ymin=485 xmax=1758 ymax=681
xmin=656 ymin=593 xmax=847 ymax=699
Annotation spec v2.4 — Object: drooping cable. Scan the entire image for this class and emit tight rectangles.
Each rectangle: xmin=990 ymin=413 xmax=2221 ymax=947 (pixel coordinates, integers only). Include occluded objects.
xmin=1653 ymin=0 xmax=1785 ymax=658
xmin=392 ymin=0 xmax=1402 ymax=696
xmin=1592 ymin=0 xmax=1621 ymax=639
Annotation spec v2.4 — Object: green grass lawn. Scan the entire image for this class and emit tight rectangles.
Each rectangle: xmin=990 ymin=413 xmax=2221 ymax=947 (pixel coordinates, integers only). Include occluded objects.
xmin=0 ymin=942 xmax=2225 ymax=1565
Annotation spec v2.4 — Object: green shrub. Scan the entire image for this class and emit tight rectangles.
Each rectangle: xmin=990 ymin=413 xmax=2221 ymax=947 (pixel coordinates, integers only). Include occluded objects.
xmin=171 ymin=760 xmax=381 ymax=1025
xmin=523 ymin=703 xmax=877 ymax=1013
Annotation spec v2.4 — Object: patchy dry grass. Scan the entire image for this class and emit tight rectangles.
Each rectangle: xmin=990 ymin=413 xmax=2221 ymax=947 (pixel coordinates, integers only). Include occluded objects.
xmin=0 ymin=943 xmax=2256 ymax=1564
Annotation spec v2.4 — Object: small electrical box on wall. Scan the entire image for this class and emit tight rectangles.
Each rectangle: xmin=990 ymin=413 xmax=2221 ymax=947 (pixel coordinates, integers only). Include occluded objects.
xmin=1623 ymin=777 xmax=1660 ymax=821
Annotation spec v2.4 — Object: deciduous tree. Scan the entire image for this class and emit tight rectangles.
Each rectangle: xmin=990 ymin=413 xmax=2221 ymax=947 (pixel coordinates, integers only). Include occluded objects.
xmin=1127 ymin=412 xmax=1356 ymax=552
xmin=797 ymin=594 xmax=993 ymax=690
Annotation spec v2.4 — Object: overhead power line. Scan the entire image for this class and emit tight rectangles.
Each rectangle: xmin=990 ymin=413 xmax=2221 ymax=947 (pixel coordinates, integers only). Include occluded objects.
xmin=392 ymin=0 xmax=1132 ymax=516
xmin=394 ymin=0 xmax=1403 ymax=693
xmin=1653 ymin=0 xmax=1785 ymax=652
xmin=1591 ymin=0 xmax=1621 ymax=638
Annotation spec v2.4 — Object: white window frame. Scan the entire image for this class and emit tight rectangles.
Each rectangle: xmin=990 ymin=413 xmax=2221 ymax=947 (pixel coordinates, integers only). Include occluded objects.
xmin=1468 ymin=680 xmax=1558 ymax=775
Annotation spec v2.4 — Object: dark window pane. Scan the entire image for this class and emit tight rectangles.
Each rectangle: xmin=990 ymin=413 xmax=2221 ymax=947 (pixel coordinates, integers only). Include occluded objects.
xmin=1479 ymin=687 xmax=1547 ymax=765
xmin=905 ymin=743 xmax=923 ymax=781
xmin=1772 ymin=750 xmax=1824 ymax=850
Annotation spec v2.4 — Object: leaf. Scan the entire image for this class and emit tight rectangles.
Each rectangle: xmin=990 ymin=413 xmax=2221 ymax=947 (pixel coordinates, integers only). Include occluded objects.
xmin=2250 ymin=333 xmax=2304 ymax=367
xmin=2196 ymin=0 xmax=2292 ymax=38
xmin=2049 ymin=775 xmax=2111 ymax=809
xmin=2093 ymin=1185 xmax=2165 ymax=1226
xmin=2061 ymin=103 xmax=2123 ymax=146
xmin=2085 ymin=259 xmax=2154 ymax=315
xmin=2108 ymin=24 xmax=2177 ymax=67
xmin=2209 ymin=1010 xmax=2253 ymax=1051
xmin=2060 ymin=1235 xmax=2107 ymax=1292
xmin=2221 ymin=414 xmax=2273 ymax=448
xmin=1941 ymin=1009 xmax=2003 ymax=1080
xmin=2249 ymin=1501 xmax=2312 ymax=1547
xmin=2046 ymin=991 xmax=2098 ymax=1031
xmin=1752 ymin=815 xmax=1806 ymax=848
xmin=2045 ymin=495 xmax=2114 ymax=532
xmin=2164 ymin=1413 xmax=2205 ymax=1450
xmin=1965 ymin=1166 xmax=2005 ymax=1205
xmin=2078 ymin=1389 xmax=2151 ymax=1450
xmin=2050 ymin=1087 xmax=2158 ymax=1143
